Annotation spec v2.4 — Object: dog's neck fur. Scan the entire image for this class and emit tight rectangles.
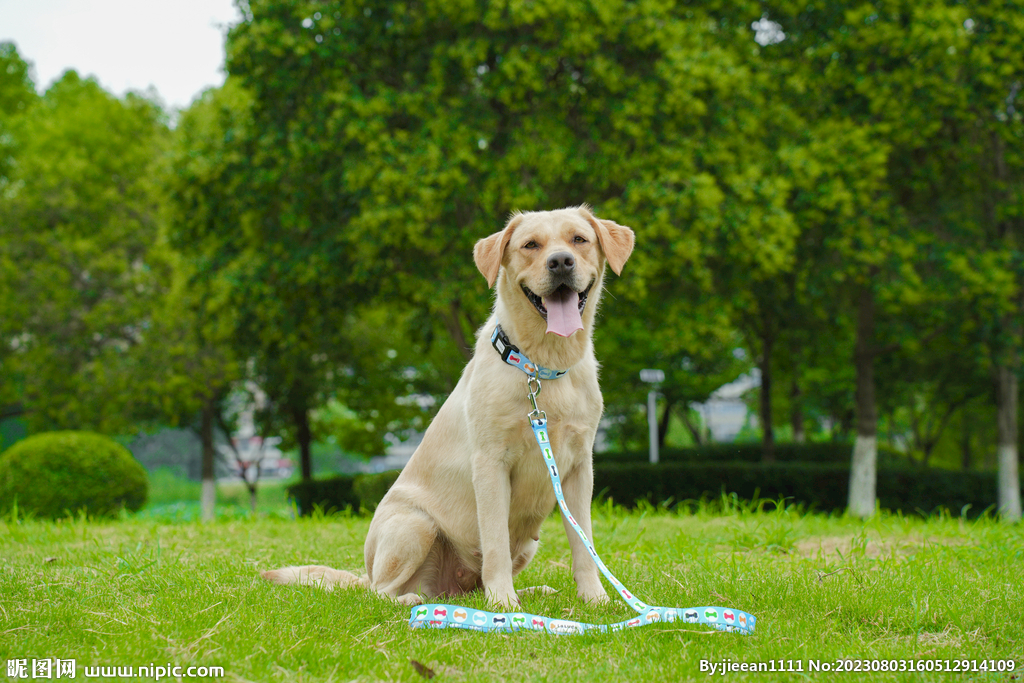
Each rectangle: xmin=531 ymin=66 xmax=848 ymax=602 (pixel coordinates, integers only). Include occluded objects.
xmin=489 ymin=266 xmax=606 ymax=372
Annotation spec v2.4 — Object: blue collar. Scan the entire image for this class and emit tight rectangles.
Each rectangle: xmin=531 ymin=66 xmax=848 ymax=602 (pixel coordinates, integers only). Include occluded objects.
xmin=490 ymin=324 xmax=569 ymax=380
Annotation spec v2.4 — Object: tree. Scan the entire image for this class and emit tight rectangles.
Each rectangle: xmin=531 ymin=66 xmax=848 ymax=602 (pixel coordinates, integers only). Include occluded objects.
xmin=135 ymin=254 xmax=244 ymax=519
xmin=167 ymin=55 xmax=392 ymax=478
xmin=224 ymin=0 xmax=803 ymax=458
xmin=856 ymin=1 xmax=1024 ymax=518
xmin=0 ymin=70 xmax=174 ymax=433
xmin=0 ymin=43 xmax=40 ymax=414
xmin=317 ymin=305 xmax=464 ymax=455
xmin=165 ymin=79 xmax=261 ymax=512
xmin=874 ymin=312 xmax=989 ymax=466
xmin=957 ymin=2 xmax=1024 ymax=520
xmin=167 ymin=75 xmax=460 ymax=484
xmin=758 ymin=0 xmax=996 ymax=516
xmin=597 ymin=283 xmax=750 ymax=450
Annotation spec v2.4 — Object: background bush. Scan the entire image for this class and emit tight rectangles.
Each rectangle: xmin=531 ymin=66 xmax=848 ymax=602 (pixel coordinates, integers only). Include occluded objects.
xmin=595 ymin=442 xmax=908 ymax=467
xmin=286 ymin=475 xmax=359 ymax=515
xmin=0 ymin=431 xmax=148 ymax=518
xmin=285 ymin=439 xmax=1007 ymax=519
xmin=287 ymin=470 xmax=401 ymax=516
xmin=593 ymin=462 xmax=1004 ymax=517
xmin=352 ymin=470 xmax=401 ymax=512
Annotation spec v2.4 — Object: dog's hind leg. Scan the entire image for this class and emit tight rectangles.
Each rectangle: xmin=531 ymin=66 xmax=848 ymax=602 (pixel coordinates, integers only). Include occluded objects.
xmin=260 ymin=565 xmax=367 ymax=592
xmin=364 ymin=508 xmax=439 ymax=606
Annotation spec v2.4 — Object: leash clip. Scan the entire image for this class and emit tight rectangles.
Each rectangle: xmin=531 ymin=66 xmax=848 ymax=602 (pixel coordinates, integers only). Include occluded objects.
xmin=526 ymin=375 xmax=546 ymax=421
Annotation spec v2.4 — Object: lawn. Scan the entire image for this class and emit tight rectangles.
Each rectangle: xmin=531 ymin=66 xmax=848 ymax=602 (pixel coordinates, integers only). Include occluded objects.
xmin=1 ymin=498 xmax=1021 ymax=682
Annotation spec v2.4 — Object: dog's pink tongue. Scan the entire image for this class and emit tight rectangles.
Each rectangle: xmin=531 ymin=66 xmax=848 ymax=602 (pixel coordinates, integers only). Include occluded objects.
xmin=543 ymin=288 xmax=583 ymax=337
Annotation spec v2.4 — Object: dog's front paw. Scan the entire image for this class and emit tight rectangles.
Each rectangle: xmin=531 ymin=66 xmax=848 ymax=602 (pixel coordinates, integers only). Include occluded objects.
xmin=485 ymin=585 xmax=521 ymax=610
xmin=394 ymin=592 xmax=424 ymax=607
xmin=578 ymin=586 xmax=610 ymax=605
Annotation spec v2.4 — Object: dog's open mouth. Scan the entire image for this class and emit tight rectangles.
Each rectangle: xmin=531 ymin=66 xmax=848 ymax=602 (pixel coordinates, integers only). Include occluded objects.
xmin=521 ymin=282 xmax=592 ymax=337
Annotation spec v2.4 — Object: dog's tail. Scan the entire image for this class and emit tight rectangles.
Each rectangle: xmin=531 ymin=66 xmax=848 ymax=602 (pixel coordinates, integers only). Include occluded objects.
xmin=260 ymin=565 xmax=369 ymax=592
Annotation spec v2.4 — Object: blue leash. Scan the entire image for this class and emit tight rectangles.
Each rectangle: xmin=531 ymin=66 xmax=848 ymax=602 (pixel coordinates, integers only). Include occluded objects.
xmin=409 ymin=361 xmax=757 ymax=635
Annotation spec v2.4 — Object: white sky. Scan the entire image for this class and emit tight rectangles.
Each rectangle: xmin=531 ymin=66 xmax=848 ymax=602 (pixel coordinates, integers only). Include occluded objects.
xmin=0 ymin=0 xmax=241 ymax=111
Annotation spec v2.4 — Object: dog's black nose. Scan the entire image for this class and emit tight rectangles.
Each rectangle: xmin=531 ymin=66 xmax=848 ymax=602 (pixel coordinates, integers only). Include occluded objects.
xmin=547 ymin=251 xmax=575 ymax=276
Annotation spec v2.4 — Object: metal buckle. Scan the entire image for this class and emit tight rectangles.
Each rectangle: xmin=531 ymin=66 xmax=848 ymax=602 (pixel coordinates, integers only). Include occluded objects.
xmin=527 ymin=376 xmax=545 ymax=421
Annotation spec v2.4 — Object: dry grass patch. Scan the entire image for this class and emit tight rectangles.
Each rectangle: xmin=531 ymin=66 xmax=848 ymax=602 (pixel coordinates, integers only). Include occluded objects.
xmin=793 ymin=533 xmax=968 ymax=560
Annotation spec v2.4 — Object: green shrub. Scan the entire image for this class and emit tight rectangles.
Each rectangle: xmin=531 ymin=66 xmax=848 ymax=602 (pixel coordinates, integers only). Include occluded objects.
xmin=286 ymin=457 xmax=1001 ymax=520
xmin=353 ymin=470 xmax=401 ymax=511
xmin=595 ymin=441 xmax=908 ymax=466
xmin=593 ymin=462 xmax=1004 ymax=517
xmin=286 ymin=474 xmax=360 ymax=515
xmin=0 ymin=431 xmax=148 ymax=518
xmin=287 ymin=470 xmax=401 ymax=516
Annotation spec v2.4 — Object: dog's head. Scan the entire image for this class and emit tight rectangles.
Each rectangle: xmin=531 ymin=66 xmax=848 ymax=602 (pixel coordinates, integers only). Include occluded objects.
xmin=473 ymin=206 xmax=635 ymax=337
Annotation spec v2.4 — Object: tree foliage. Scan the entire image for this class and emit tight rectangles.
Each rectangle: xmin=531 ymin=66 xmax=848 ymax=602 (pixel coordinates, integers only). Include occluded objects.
xmin=2 ymin=1 xmax=1022 ymax=517
xmin=0 ymin=70 xmax=173 ymax=433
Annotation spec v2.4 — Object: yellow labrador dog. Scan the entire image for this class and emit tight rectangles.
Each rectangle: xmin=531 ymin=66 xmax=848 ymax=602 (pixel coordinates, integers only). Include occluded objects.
xmin=263 ymin=205 xmax=634 ymax=609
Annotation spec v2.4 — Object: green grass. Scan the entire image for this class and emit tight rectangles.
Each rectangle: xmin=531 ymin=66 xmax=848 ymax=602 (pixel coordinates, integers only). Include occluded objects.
xmin=1 ymin=500 xmax=1021 ymax=682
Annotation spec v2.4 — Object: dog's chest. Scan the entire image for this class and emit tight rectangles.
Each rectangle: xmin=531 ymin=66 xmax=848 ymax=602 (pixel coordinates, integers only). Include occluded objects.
xmin=511 ymin=374 xmax=600 ymax=471
xmin=507 ymin=416 xmax=593 ymax=507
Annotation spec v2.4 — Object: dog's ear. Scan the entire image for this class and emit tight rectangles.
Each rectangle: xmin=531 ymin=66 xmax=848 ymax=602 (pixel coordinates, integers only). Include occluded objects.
xmin=580 ymin=208 xmax=635 ymax=275
xmin=474 ymin=214 xmax=523 ymax=288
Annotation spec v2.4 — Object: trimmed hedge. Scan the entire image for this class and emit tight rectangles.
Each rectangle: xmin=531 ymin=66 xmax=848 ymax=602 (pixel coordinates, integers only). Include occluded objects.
xmin=287 ymin=470 xmax=400 ymax=515
xmin=0 ymin=431 xmax=148 ymax=518
xmin=593 ymin=462 xmax=1005 ymax=517
xmin=352 ymin=470 xmax=401 ymax=512
xmin=286 ymin=459 xmax=1006 ymax=519
xmin=595 ymin=441 xmax=907 ymax=466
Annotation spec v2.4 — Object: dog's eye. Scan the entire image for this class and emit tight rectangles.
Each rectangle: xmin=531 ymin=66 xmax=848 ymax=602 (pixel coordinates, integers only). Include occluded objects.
xmin=574 ymin=236 xmax=587 ymax=244
xmin=523 ymin=240 xmax=538 ymax=249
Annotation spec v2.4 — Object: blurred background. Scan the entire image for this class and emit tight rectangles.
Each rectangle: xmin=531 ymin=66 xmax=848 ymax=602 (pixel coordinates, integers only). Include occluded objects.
xmin=1 ymin=0 xmax=1022 ymax=519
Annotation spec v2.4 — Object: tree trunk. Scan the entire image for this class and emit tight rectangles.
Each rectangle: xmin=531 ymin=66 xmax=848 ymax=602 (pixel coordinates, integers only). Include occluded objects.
xmin=759 ymin=329 xmax=776 ymax=464
xmin=849 ymin=285 xmax=877 ymax=518
xmin=445 ymin=298 xmax=474 ymax=362
xmin=680 ymin=408 xmax=705 ymax=446
xmin=991 ymin=131 xmax=1022 ymax=521
xmin=995 ymin=365 xmax=1022 ymax=521
xmin=790 ymin=377 xmax=805 ymax=444
xmin=921 ymin=399 xmax=969 ymax=470
xmin=248 ymin=483 xmax=258 ymax=514
xmin=293 ymin=403 xmax=313 ymax=481
xmin=200 ymin=400 xmax=216 ymax=522
xmin=657 ymin=397 xmax=674 ymax=449
xmin=960 ymin=414 xmax=972 ymax=471
xmin=908 ymin=409 xmax=922 ymax=466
